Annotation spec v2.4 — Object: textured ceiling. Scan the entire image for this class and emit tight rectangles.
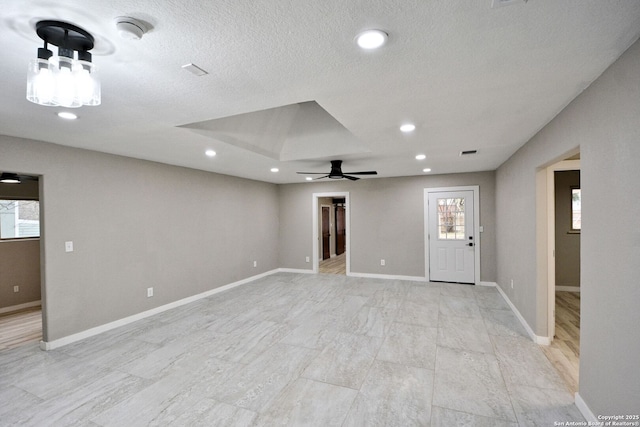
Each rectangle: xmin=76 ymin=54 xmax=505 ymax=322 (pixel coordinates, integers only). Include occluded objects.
xmin=0 ymin=0 xmax=639 ymax=183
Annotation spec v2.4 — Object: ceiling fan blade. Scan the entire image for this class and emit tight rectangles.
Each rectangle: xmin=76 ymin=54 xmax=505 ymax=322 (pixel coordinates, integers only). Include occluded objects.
xmin=313 ymin=175 xmax=330 ymax=180
xmin=343 ymin=175 xmax=360 ymax=181
xmin=343 ymin=171 xmax=377 ymax=175
xmin=296 ymin=172 xmax=328 ymax=174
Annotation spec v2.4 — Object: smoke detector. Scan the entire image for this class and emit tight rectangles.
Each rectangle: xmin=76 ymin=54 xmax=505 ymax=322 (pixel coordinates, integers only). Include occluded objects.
xmin=115 ymin=17 xmax=147 ymax=40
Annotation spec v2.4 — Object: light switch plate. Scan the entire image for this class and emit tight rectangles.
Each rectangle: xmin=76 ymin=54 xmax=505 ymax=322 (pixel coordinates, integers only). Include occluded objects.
xmin=65 ymin=241 xmax=74 ymax=252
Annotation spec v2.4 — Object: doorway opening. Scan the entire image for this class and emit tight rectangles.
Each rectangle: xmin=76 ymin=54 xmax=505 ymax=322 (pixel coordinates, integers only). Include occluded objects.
xmin=539 ymin=156 xmax=581 ymax=394
xmin=0 ymin=172 xmax=44 ymax=349
xmin=313 ymin=192 xmax=349 ymax=275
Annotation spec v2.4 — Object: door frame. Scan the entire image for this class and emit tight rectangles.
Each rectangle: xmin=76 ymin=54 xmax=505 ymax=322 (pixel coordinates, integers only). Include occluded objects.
xmin=424 ymin=186 xmax=480 ymax=284
xmin=545 ymin=159 xmax=581 ymax=341
xmin=313 ymin=192 xmax=350 ymax=274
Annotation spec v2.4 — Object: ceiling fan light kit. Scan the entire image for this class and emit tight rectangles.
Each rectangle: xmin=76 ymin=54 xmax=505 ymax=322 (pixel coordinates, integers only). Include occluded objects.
xmin=0 ymin=173 xmax=21 ymax=184
xmin=26 ymin=20 xmax=100 ymax=108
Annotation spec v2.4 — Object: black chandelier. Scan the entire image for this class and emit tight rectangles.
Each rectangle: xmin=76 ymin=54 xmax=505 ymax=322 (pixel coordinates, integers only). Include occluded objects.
xmin=27 ymin=20 xmax=100 ymax=108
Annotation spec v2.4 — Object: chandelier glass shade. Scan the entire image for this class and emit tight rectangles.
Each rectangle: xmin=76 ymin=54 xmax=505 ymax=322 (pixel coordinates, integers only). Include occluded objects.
xmin=26 ymin=20 xmax=100 ymax=108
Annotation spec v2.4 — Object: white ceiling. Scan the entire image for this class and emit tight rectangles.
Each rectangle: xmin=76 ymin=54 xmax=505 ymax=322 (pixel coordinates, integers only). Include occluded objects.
xmin=1 ymin=0 xmax=639 ymax=183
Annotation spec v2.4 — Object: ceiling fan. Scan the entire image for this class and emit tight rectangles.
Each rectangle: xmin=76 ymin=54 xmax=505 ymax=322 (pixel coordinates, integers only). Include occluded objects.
xmin=0 ymin=172 xmax=38 ymax=184
xmin=297 ymin=160 xmax=377 ymax=181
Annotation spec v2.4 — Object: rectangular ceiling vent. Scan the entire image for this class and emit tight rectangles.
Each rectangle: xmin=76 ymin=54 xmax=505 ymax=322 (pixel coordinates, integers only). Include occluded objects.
xmin=491 ymin=0 xmax=527 ymax=8
xmin=181 ymin=63 xmax=209 ymax=77
xmin=460 ymin=150 xmax=478 ymax=156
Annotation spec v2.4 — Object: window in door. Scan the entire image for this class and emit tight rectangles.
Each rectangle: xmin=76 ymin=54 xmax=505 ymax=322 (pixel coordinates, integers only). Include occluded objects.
xmin=437 ymin=197 xmax=465 ymax=240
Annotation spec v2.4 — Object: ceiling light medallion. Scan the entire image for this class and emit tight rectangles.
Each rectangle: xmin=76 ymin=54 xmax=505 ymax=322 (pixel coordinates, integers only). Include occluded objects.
xmin=26 ymin=20 xmax=100 ymax=108
xmin=355 ymin=30 xmax=388 ymax=50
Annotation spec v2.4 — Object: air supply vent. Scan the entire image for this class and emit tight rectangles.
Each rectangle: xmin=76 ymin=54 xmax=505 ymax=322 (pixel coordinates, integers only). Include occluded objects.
xmin=460 ymin=150 xmax=478 ymax=156
xmin=182 ymin=63 xmax=209 ymax=76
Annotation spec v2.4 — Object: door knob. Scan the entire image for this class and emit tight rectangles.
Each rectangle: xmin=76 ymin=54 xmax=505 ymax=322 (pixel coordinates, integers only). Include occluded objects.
xmin=467 ymin=242 xmax=474 ymax=247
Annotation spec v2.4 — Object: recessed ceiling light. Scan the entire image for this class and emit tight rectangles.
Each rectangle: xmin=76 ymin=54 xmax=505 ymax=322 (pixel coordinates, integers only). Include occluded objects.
xmin=400 ymin=123 xmax=416 ymax=133
xmin=355 ymin=30 xmax=388 ymax=50
xmin=271 ymin=168 xmax=279 ymax=173
xmin=57 ymin=112 xmax=77 ymax=120
xmin=305 ymin=177 xmax=313 ymax=181
xmin=205 ymin=149 xmax=216 ymax=157
xmin=423 ymin=168 xmax=432 ymax=173
xmin=415 ymin=154 xmax=426 ymax=160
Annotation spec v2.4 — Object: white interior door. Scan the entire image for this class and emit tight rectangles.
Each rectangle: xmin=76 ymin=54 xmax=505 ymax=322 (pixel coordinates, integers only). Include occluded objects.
xmin=428 ymin=190 xmax=475 ymax=283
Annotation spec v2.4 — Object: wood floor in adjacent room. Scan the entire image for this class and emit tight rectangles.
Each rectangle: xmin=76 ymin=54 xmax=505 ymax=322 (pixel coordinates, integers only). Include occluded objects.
xmin=318 ymin=253 xmax=346 ymax=275
xmin=540 ymin=291 xmax=580 ymax=394
xmin=0 ymin=306 xmax=42 ymax=351
xmin=0 ymin=273 xmax=585 ymax=426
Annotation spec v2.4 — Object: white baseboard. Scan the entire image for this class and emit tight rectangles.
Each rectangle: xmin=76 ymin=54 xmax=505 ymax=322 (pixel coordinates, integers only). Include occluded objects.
xmin=479 ymin=281 xmax=497 ymax=287
xmin=0 ymin=300 xmax=41 ymax=315
xmin=277 ymin=268 xmax=314 ymax=274
xmin=575 ymin=393 xmax=597 ymax=423
xmin=494 ymin=285 xmax=550 ymax=345
xmin=556 ymin=286 xmax=580 ymax=292
xmin=40 ymin=269 xmax=280 ymax=351
xmin=348 ymin=272 xmax=427 ymax=282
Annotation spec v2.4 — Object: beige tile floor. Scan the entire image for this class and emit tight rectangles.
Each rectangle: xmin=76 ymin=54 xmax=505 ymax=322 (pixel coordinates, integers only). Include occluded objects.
xmin=0 ymin=273 xmax=584 ymax=426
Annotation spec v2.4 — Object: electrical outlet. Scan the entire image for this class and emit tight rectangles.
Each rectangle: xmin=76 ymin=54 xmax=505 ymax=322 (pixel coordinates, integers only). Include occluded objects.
xmin=305 ymin=256 xmax=310 ymax=263
xmin=147 ymin=287 xmax=153 ymax=297
xmin=381 ymin=259 xmax=385 ymax=266
xmin=510 ymin=279 xmax=514 ymax=289
xmin=253 ymin=260 xmax=257 ymax=268
xmin=13 ymin=285 xmax=19 ymax=293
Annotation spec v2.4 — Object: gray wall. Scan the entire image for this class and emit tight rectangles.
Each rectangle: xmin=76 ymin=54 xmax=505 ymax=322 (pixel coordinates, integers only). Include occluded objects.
xmin=0 ymin=180 xmax=41 ymax=310
xmin=0 ymin=180 xmax=39 ymax=200
xmin=496 ymin=39 xmax=640 ymax=414
xmin=279 ymin=171 xmax=496 ymax=281
xmin=0 ymin=239 xmax=41 ymax=309
xmin=0 ymin=135 xmax=279 ymax=341
xmin=554 ymin=170 xmax=580 ymax=288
